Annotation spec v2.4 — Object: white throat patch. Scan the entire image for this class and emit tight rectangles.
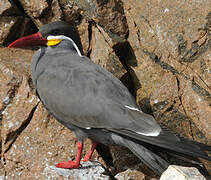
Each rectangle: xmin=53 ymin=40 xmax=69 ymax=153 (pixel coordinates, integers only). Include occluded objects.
xmin=47 ymin=35 xmax=82 ymax=57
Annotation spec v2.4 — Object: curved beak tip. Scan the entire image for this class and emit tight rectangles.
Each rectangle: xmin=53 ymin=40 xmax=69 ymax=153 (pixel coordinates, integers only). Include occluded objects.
xmin=8 ymin=42 xmax=16 ymax=48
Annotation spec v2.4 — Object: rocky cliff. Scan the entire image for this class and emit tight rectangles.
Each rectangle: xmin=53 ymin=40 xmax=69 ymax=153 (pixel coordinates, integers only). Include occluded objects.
xmin=0 ymin=0 xmax=210 ymax=179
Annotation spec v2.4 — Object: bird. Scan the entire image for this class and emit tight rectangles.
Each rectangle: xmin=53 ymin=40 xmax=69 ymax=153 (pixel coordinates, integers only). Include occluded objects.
xmin=8 ymin=21 xmax=211 ymax=175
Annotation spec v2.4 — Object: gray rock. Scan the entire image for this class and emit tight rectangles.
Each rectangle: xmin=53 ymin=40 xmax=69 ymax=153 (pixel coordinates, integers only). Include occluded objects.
xmin=160 ymin=165 xmax=206 ymax=180
xmin=43 ymin=161 xmax=110 ymax=180
xmin=115 ymin=169 xmax=145 ymax=180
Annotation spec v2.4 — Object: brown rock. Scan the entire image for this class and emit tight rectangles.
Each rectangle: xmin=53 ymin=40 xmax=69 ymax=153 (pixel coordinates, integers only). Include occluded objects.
xmin=50 ymin=0 xmax=63 ymax=23
xmin=59 ymin=0 xmax=81 ymax=24
xmin=77 ymin=18 xmax=90 ymax=55
xmin=19 ymin=0 xmax=62 ymax=27
xmin=20 ymin=0 xmax=48 ymax=19
xmin=181 ymin=77 xmax=211 ymax=141
xmin=74 ymin=0 xmax=129 ymax=42
xmin=0 ymin=48 xmax=34 ymax=178
xmin=0 ymin=0 xmax=12 ymax=15
xmin=122 ymin=0 xmax=211 ymax=145
xmin=0 ymin=0 xmax=20 ymax=16
xmin=0 ymin=47 xmax=34 ymax=154
xmin=0 ymin=48 xmax=33 ymax=107
xmin=1 ymin=76 xmax=39 ymax=156
xmin=90 ymin=25 xmax=127 ymax=79
xmin=0 ymin=16 xmax=27 ymax=46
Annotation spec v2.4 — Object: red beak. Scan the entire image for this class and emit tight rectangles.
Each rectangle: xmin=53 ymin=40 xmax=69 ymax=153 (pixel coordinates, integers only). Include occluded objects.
xmin=8 ymin=32 xmax=47 ymax=48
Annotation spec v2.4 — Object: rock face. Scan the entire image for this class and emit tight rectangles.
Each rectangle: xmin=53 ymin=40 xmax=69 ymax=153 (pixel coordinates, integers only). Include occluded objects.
xmin=122 ymin=0 xmax=211 ymax=144
xmin=0 ymin=0 xmax=210 ymax=179
xmin=74 ymin=0 xmax=129 ymax=42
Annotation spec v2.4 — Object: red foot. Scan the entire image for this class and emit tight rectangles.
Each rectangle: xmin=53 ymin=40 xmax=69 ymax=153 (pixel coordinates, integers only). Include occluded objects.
xmin=82 ymin=155 xmax=90 ymax=162
xmin=82 ymin=142 xmax=97 ymax=162
xmin=56 ymin=160 xmax=80 ymax=169
xmin=56 ymin=142 xmax=83 ymax=169
xmin=55 ymin=141 xmax=97 ymax=169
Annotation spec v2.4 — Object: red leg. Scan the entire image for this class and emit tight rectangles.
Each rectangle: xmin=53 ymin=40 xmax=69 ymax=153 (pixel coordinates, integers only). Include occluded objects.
xmin=56 ymin=142 xmax=83 ymax=169
xmin=83 ymin=141 xmax=97 ymax=162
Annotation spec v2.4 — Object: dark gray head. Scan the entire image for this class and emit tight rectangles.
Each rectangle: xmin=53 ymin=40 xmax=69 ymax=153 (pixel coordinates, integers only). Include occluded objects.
xmin=8 ymin=21 xmax=83 ymax=54
xmin=39 ymin=21 xmax=83 ymax=53
xmin=39 ymin=21 xmax=74 ymax=38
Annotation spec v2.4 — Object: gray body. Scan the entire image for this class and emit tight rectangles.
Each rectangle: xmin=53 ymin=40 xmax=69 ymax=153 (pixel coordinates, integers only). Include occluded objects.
xmin=31 ymin=40 xmax=161 ymax=140
xmin=31 ymin=39 xmax=210 ymax=175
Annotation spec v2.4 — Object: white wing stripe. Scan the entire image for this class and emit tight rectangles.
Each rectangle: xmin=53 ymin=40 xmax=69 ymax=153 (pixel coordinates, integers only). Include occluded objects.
xmin=136 ymin=130 xmax=160 ymax=136
xmin=125 ymin=105 xmax=142 ymax=112
xmin=125 ymin=105 xmax=160 ymax=136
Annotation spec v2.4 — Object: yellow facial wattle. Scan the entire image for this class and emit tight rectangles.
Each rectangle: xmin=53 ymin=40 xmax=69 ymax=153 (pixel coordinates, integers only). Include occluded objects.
xmin=47 ymin=39 xmax=62 ymax=46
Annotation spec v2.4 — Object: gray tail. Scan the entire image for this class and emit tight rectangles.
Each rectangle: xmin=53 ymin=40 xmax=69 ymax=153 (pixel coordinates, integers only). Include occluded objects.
xmin=123 ymin=138 xmax=169 ymax=175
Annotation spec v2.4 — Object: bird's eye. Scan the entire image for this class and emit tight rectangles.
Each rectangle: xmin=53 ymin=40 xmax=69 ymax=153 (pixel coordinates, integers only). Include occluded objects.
xmin=51 ymin=29 xmax=60 ymax=35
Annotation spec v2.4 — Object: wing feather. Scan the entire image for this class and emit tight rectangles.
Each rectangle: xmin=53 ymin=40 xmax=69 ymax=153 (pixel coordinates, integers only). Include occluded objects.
xmin=34 ymin=52 xmax=161 ymax=135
